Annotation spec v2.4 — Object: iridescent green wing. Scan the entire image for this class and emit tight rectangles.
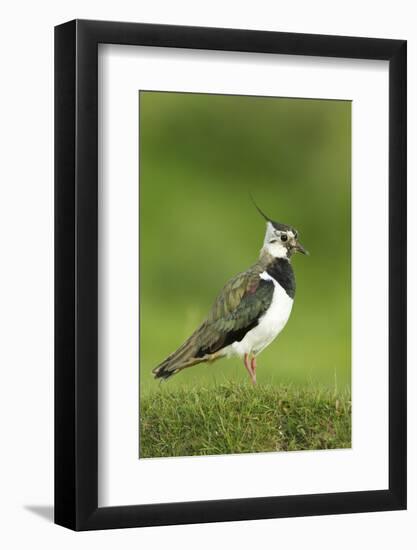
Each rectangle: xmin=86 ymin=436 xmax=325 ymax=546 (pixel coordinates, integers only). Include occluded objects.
xmin=195 ymin=266 xmax=274 ymax=357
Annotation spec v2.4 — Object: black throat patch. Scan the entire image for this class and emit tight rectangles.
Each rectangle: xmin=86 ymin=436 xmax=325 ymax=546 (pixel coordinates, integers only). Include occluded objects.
xmin=266 ymin=258 xmax=296 ymax=299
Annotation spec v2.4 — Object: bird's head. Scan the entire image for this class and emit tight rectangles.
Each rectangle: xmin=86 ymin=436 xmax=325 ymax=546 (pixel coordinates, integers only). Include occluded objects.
xmin=252 ymin=200 xmax=309 ymax=260
xmin=263 ymin=220 xmax=308 ymax=259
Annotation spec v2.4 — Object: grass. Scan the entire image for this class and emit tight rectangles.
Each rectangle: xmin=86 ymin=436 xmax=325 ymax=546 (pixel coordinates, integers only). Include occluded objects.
xmin=139 ymin=382 xmax=351 ymax=458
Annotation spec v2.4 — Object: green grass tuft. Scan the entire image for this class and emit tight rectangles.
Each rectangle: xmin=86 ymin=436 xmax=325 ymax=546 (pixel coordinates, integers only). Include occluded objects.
xmin=140 ymin=382 xmax=351 ymax=458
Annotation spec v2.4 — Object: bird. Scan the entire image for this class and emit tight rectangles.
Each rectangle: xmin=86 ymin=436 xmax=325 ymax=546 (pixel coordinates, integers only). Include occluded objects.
xmin=152 ymin=203 xmax=308 ymax=385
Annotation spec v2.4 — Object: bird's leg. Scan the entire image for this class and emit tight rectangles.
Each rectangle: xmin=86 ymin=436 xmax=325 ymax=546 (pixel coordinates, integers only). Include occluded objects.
xmin=243 ymin=353 xmax=251 ymax=378
xmin=250 ymin=354 xmax=257 ymax=383
xmin=243 ymin=353 xmax=256 ymax=385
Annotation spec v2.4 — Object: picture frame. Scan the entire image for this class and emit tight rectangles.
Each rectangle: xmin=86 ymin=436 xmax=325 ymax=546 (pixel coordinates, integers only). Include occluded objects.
xmin=55 ymin=19 xmax=406 ymax=531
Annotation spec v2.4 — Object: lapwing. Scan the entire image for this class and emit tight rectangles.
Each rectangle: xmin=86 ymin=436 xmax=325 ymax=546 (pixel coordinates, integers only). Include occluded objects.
xmin=153 ymin=205 xmax=308 ymax=384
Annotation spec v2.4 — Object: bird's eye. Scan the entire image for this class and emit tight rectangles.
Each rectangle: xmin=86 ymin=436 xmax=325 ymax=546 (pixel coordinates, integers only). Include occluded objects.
xmin=280 ymin=234 xmax=288 ymax=242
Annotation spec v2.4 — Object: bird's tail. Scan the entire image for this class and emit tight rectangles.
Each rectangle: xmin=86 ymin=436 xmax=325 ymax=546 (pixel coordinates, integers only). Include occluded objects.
xmin=152 ymin=331 xmax=202 ymax=380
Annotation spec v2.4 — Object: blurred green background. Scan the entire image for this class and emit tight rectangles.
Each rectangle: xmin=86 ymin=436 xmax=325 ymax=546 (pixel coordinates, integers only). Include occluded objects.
xmin=139 ymin=91 xmax=351 ymax=395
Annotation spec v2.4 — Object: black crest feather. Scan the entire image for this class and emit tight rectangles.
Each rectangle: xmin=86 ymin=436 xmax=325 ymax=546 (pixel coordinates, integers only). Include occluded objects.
xmin=250 ymin=194 xmax=291 ymax=232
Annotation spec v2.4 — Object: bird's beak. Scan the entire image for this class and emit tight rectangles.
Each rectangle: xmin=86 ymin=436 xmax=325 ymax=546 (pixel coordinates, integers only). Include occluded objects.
xmin=294 ymin=241 xmax=309 ymax=255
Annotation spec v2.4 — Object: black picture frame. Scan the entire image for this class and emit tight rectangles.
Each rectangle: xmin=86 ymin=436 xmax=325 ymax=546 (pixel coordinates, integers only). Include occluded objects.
xmin=55 ymin=19 xmax=407 ymax=531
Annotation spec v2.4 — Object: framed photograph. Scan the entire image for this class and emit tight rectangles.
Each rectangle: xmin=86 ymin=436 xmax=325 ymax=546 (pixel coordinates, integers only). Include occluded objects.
xmin=55 ymin=20 xmax=406 ymax=530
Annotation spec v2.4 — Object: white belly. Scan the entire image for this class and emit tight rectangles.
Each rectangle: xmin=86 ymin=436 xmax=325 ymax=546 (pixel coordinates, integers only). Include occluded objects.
xmin=225 ymin=271 xmax=294 ymax=358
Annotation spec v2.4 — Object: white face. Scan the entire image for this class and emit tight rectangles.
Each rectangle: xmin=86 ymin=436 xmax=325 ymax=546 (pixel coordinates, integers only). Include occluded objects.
xmin=262 ymin=222 xmax=298 ymax=259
